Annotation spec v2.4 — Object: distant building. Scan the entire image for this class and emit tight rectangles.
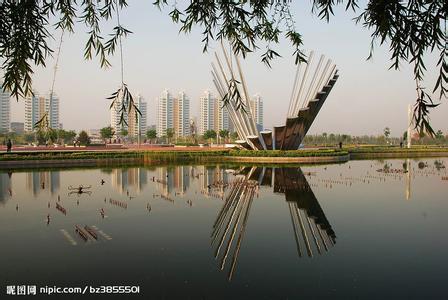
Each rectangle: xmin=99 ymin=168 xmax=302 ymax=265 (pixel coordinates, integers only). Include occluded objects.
xmin=110 ymin=92 xmax=128 ymax=137
xmin=24 ymin=91 xmax=60 ymax=132
xmin=10 ymin=122 xmax=24 ymax=134
xmin=110 ymin=92 xmax=147 ymax=138
xmin=156 ymin=90 xmax=191 ymax=138
xmin=199 ymin=90 xmax=231 ymax=135
xmin=250 ymin=94 xmax=263 ymax=130
xmin=173 ymin=91 xmax=190 ymax=138
xmin=128 ymin=94 xmax=147 ymax=138
xmin=157 ymin=89 xmax=174 ymax=137
xmin=0 ymin=84 xmax=11 ymax=133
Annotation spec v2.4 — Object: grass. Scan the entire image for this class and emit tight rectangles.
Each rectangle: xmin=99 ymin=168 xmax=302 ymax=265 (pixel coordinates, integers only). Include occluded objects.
xmin=0 ymin=146 xmax=446 ymax=165
xmin=229 ymin=149 xmax=348 ymax=157
xmin=0 ymin=150 xmax=229 ymax=162
xmin=347 ymin=146 xmax=448 ymax=153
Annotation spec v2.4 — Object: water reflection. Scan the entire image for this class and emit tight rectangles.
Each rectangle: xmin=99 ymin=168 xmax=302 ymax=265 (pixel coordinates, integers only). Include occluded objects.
xmin=111 ymin=168 xmax=148 ymax=194
xmin=0 ymin=159 xmax=447 ymax=298
xmin=26 ymin=171 xmax=60 ymax=196
xmin=212 ymin=166 xmax=336 ymax=280
xmin=0 ymin=172 xmax=12 ymax=204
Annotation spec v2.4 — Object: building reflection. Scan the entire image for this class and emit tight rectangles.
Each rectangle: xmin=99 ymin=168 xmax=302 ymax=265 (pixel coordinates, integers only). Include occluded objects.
xmin=111 ymin=168 xmax=148 ymax=194
xmin=0 ymin=172 xmax=12 ymax=205
xmin=212 ymin=166 xmax=336 ymax=281
xmin=26 ymin=171 xmax=60 ymax=196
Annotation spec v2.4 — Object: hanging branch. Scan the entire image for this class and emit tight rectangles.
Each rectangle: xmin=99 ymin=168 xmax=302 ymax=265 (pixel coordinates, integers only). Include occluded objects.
xmin=35 ymin=29 xmax=65 ymax=142
xmin=107 ymin=0 xmax=140 ymax=128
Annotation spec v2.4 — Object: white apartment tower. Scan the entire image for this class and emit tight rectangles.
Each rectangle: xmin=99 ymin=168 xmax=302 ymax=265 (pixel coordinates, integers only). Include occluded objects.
xmin=199 ymin=90 xmax=231 ymax=135
xmin=157 ymin=89 xmax=174 ymax=137
xmin=24 ymin=91 xmax=60 ymax=132
xmin=173 ymin=91 xmax=190 ymax=138
xmin=110 ymin=92 xmax=128 ymax=136
xmin=250 ymin=94 xmax=263 ymax=130
xmin=0 ymin=84 xmax=11 ymax=133
xmin=128 ymin=94 xmax=147 ymax=138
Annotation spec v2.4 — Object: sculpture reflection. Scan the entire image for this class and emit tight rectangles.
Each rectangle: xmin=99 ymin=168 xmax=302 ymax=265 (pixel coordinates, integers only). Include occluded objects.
xmin=212 ymin=166 xmax=336 ymax=281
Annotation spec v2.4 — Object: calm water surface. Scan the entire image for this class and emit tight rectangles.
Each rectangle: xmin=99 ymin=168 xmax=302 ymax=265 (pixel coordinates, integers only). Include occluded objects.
xmin=0 ymin=158 xmax=447 ymax=299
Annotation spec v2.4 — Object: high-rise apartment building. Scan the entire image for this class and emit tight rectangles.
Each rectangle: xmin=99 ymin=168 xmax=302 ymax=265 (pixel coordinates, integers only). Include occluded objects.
xmin=24 ymin=91 xmax=60 ymax=132
xmin=128 ymin=94 xmax=147 ymax=138
xmin=173 ymin=91 xmax=190 ymax=138
xmin=157 ymin=90 xmax=190 ymax=138
xmin=156 ymin=89 xmax=174 ymax=138
xmin=110 ymin=92 xmax=147 ymax=138
xmin=250 ymin=94 xmax=263 ymax=130
xmin=110 ymin=92 xmax=128 ymax=137
xmin=199 ymin=90 xmax=231 ymax=135
xmin=0 ymin=84 xmax=11 ymax=133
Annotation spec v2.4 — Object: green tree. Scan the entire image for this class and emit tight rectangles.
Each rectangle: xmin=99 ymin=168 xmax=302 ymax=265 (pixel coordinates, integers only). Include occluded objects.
xmin=219 ymin=129 xmax=229 ymax=144
xmin=77 ymin=130 xmax=91 ymax=146
xmin=24 ymin=133 xmax=35 ymax=144
xmin=230 ymin=132 xmax=239 ymax=142
xmin=384 ymin=127 xmax=391 ymax=141
xmin=0 ymin=1 xmax=445 ymax=136
xmin=203 ymin=130 xmax=217 ymax=143
xmin=166 ymin=128 xmax=174 ymax=144
xmin=435 ymin=130 xmax=444 ymax=139
xmin=100 ymin=126 xmax=115 ymax=143
xmin=146 ymin=129 xmax=157 ymax=144
xmin=56 ymin=129 xmax=76 ymax=145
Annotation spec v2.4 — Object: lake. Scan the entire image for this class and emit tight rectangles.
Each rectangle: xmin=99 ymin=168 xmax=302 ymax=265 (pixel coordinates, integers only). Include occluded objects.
xmin=0 ymin=158 xmax=447 ymax=299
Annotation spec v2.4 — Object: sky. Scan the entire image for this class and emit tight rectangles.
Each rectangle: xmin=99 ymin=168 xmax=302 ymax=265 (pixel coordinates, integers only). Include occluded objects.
xmin=8 ymin=1 xmax=447 ymax=136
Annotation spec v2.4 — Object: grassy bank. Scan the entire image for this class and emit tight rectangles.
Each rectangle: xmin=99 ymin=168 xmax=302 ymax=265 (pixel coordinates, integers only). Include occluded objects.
xmin=0 ymin=146 xmax=447 ymax=168
xmin=229 ymin=149 xmax=348 ymax=157
xmin=346 ymin=146 xmax=448 ymax=153
xmin=0 ymin=150 xmax=229 ymax=162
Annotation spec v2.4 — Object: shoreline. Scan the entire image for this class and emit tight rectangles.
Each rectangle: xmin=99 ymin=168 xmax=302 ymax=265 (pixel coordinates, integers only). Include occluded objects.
xmin=0 ymin=148 xmax=447 ymax=169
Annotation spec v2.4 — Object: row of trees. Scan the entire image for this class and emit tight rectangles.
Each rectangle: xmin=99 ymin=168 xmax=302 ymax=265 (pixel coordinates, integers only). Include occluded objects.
xmin=1 ymin=129 xmax=91 ymax=146
xmin=303 ymin=130 xmax=448 ymax=146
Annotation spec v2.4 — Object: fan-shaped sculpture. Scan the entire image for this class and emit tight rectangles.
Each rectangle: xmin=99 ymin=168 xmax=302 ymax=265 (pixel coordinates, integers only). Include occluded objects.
xmin=212 ymin=44 xmax=339 ymax=150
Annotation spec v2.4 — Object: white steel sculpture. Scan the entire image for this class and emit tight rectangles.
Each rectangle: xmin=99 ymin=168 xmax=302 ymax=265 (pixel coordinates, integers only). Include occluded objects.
xmin=212 ymin=44 xmax=339 ymax=150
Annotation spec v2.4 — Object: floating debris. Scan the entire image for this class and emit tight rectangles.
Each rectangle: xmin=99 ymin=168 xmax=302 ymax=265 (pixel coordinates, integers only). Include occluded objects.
xmin=56 ymin=203 xmax=67 ymax=215
xmin=109 ymin=198 xmax=127 ymax=209
xmin=84 ymin=225 xmax=98 ymax=240
xmin=68 ymin=185 xmax=92 ymax=196
xmin=75 ymin=225 xmax=89 ymax=241
xmin=60 ymin=229 xmax=77 ymax=246
xmin=92 ymin=225 xmax=112 ymax=241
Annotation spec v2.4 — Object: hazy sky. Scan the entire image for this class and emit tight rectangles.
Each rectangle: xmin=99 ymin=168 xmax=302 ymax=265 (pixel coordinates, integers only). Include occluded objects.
xmin=8 ymin=1 xmax=447 ymax=136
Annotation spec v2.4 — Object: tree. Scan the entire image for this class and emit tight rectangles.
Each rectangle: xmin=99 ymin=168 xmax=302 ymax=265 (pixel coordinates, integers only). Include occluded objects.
xmin=230 ymin=132 xmax=239 ymax=142
xmin=203 ymin=130 xmax=217 ymax=143
xmin=435 ymin=130 xmax=444 ymax=139
xmin=146 ymin=129 xmax=157 ymax=144
xmin=219 ymin=129 xmax=229 ymax=144
xmin=383 ymin=127 xmax=391 ymax=140
xmin=166 ymin=128 xmax=174 ymax=144
xmin=1 ymin=1 xmax=445 ymax=135
xmin=77 ymin=130 xmax=91 ymax=146
xmin=57 ymin=129 xmax=76 ymax=145
xmin=100 ymin=126 xmax=115 ymax=143
xmin=23 ymin=133 xmax=34 ymax=144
